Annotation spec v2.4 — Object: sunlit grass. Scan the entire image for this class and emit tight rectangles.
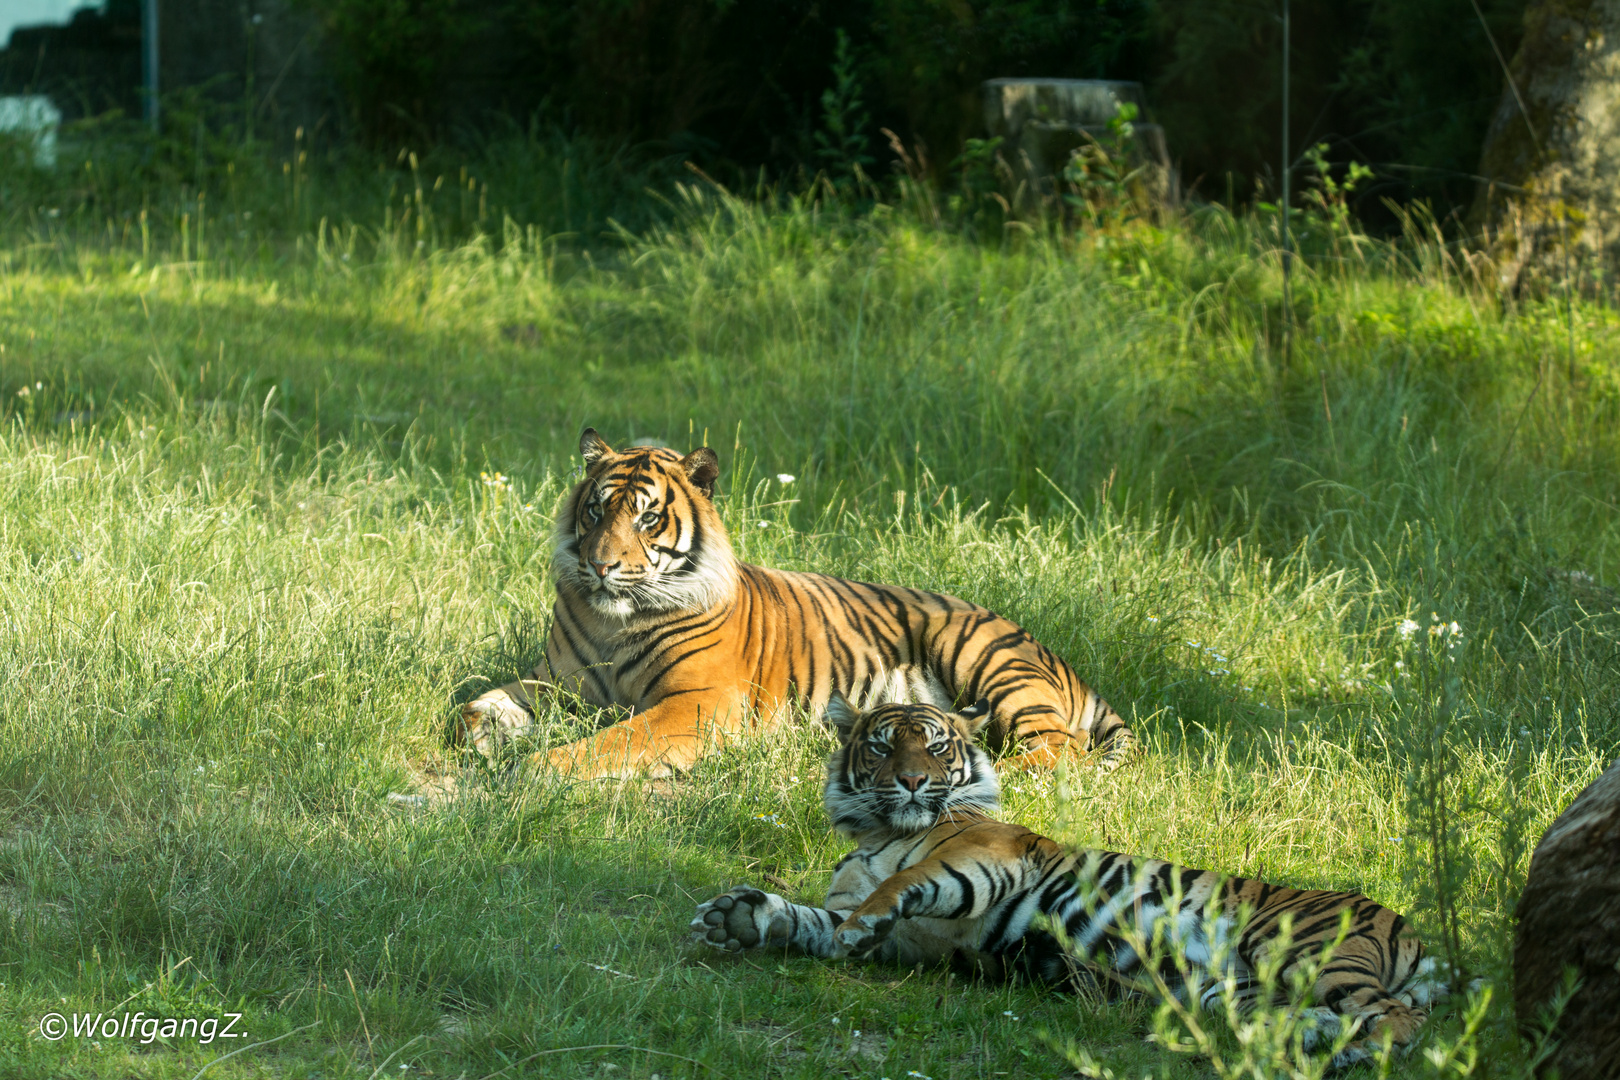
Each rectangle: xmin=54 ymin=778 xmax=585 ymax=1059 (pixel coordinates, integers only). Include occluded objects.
xmin=0 ymin=178 xmax=1616 ymax=1077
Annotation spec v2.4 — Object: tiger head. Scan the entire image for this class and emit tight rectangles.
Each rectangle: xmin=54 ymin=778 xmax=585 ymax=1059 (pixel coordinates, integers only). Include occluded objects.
xmin=822 ymin=691 xmax=1001 ymax=834
xmin=554 ymin=428 xmax=737 ymax=617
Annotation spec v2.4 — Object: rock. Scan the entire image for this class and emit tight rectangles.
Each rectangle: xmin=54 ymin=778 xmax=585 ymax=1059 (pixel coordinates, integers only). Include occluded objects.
xmin=1471 ymin=1 xmax=1620 ymax=294
xmin=1513 ymin=759 xmax=1620 ymax=1079
xmin=980 ymin=78 xmax=1172 ymax=196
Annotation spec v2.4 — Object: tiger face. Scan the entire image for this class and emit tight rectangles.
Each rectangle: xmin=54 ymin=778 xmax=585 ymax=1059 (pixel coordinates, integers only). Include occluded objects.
xmin=823 ymin=692 xmax=1000 ymax=833
xmin=553 ymin=428 xmax=733 ymax=617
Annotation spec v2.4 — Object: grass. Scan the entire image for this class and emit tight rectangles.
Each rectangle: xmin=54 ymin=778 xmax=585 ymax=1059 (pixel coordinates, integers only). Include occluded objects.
xmin=0 ymin=154 xmax=1617 ymax=1078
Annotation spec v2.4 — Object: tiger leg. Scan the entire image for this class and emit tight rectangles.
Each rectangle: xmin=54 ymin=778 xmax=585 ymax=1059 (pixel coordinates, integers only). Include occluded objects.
xmin=931 ymin=614 xmax=1136 ymax=771
xmin=832 ymin=846 xmax=1040 ymax=959
xmin=457 ymin=615 xmax=602 ymax=761
xmin=1297 ymin=941 xmax=1437 ymax=1067
xmin=538 ymin=692 xmax=750 ymax=779
xmin=689 ymin=887 xmax=848 ymax=957
xmin=986 ymin=682 xmax=1136 ymax=774
xmin=457 ymin=678 xmax=547 ymax=758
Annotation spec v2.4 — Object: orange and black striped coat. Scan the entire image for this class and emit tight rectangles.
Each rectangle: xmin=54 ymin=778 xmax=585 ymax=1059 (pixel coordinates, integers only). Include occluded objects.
xmin=457 ymin=429 xmax=1136 ymax=778
xmin=691 ymin=696 xmax=1444 ymax=1069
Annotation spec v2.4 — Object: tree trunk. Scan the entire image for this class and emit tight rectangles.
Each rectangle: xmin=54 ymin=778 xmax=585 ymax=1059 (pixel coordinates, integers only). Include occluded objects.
xmin=1472 ymin=0 xmax=1620 ymax=295
xmin=1513 ymin=759 xmax=1620 ymax=1079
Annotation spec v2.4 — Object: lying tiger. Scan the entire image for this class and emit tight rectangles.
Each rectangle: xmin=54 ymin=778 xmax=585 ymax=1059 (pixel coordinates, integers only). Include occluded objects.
xmin=457 ymin=428 xmax=1136 ymax=779
xmin=690 ymin=694 xmax=1445 ymax=1069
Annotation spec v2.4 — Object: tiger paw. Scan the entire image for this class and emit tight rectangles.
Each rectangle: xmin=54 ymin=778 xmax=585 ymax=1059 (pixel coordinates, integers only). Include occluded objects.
xmin=690 ymin=887 xmax=790 ymax=952
xmin=833 ymin=911 xmax=895 ymax=956
xmin=457 ymin=688 xmax=535 ymax=759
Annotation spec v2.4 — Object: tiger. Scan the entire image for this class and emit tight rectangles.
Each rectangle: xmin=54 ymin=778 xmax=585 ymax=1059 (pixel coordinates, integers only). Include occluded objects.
xmin=689 ymin=693 xmax=1446 ymax=1069
xmin=455 ymin=427 xmax=1136 ymax=779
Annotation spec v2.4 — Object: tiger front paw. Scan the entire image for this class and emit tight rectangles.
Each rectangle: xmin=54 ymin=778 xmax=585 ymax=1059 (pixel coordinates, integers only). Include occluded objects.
xmin=833 ymin=911 xmax=895 ymax=956
xmin=456 ymin=687 xmax=536 ymax=760
xmin=690 ymin=887 xmax=790 ymax=953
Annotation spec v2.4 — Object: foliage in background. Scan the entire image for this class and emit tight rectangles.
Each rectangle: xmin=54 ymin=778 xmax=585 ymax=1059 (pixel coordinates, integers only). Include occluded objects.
xmin=1148 ymin=0 xmax=1528 ymax=220
xmin=275 ymin=0 xmax=1531 ymax=223
xmin=814 ymin=29 xmax=876 ymax=192
xmin=0 ymin=0 xmax=1535 ymax=222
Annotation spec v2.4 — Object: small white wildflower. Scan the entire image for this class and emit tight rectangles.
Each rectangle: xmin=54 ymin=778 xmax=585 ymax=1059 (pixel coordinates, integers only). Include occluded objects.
xmin=852 ymin=1029 xmax=861 ymax=1037
xmin=1448 ymin=621 xmax=1461 ymax=636
xmin=297 ymin=502 xmax=306 ymax=509
xmin=1003 ymin=1010 xmax=1020 ymax=1020
xmin=1519 ymin=727 xmax=1531 ymax=737
xmin=907 ymin=1073 xmax=933 ymax=1080
xmin=1145 ymin=615 xmax=1159 ymax=622
xmin=35 ymin=381 xmax=42 ymax=390
xmin=757 ymin=520 xmax=770 ymax=528
xmin=14 ymin=386 xmax=28 ymax=397
xmin=830 ymin=1017 xmax=840 ymax=1025
xmin=1397 ymin=619 xmax=1419 ymax=640
xmin=1393 ymin=661 xmax=1404 ymax=670
xmin=776 ymin=473 xmax=795 ymax=484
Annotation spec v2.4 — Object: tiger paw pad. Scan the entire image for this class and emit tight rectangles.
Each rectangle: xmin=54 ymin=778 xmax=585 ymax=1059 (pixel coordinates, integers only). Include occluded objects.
xmin=689 ymin=887 xmax=785 ymax=952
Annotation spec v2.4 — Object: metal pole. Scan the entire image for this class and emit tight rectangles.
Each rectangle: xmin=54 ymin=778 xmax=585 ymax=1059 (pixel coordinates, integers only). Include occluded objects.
xmin=142 ymin=0 xmax=159 ymax=131
xmin=1276 ymin=0 xmax=1289 ymax=380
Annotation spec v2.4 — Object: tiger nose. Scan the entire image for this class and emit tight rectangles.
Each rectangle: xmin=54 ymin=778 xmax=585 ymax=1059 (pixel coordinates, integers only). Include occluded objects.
xmin=897 ymin=773 xmax=928 ymax=792
xmin=589 ymin=558 xmax=618 ymax=579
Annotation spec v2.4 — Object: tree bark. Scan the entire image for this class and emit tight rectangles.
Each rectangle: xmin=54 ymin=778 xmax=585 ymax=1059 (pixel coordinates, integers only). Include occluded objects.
xmin=1472 ymin=0 xmax=1620 ymax=294
xmin=1513 ymin=759 xmax=1620 ymax=1079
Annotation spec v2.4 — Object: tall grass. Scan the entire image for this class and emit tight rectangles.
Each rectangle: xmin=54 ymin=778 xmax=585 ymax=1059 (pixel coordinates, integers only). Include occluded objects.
xmin=0 ymin=143 xmax=1615 ymax=1077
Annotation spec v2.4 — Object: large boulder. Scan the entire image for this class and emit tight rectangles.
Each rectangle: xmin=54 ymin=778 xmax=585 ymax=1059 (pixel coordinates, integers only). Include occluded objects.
xmin=1513 ymin=759 xmax=1620 ymax=1079
xmin=981 ymin=78 xmax=1171 ymax=196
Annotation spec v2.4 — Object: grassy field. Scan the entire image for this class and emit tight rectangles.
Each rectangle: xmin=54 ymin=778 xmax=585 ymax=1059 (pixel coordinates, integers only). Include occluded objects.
xmin=1 ymin=166 xmax=1617 ymax=1079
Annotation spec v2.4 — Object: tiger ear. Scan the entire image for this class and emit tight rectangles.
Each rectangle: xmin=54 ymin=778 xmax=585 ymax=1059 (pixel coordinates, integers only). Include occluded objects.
xmin=824 ymin=689 xmax=860 ymax=741
xmin=579 ymin=428 xmax=613 ymax=465
xmin=956 ymin=697 xmax=993 ymax=736
xmin=681 ymin=447 xmax=720 ymax=499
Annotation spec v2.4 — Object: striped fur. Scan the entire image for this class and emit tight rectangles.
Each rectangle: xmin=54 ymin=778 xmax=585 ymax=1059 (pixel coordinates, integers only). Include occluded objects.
xmin=690 ymin=696 xmax=1443 ymax=1069
xmin=456 ymin=428 xmax=1135 ymax=778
